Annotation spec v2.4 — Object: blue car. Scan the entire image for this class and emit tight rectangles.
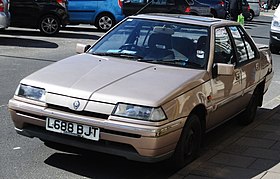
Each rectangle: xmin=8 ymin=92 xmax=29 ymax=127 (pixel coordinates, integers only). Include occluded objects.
xmin=67 ymin=0 xmax=125 ymax=31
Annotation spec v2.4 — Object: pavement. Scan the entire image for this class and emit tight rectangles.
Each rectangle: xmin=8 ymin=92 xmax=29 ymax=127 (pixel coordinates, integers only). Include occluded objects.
xmin=170 ymin=10 xmax=280 ymax=179
xmin=260 ymin=9 xmax=275 ymax=17
xmin=170 ymin=106 xmax=280 ymax=179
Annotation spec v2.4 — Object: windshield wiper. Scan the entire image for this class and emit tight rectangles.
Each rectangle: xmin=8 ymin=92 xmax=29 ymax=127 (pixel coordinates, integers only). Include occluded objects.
xmin=139 ymin=59 xmax=203 ymax=68
xmin=91 ymin=52 xmax=143 ymax=60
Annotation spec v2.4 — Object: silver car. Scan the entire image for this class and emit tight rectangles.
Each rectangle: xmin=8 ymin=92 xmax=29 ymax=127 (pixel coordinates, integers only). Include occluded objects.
xmin=0 ymin=0 xmax=10 ymax=29
xmin=247 ymin=0 xmax=260 ymax=21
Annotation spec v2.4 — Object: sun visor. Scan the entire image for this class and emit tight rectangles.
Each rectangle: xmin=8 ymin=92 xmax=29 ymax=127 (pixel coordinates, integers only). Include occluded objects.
xmin=153 ymin=26 xmax=174 ymax=35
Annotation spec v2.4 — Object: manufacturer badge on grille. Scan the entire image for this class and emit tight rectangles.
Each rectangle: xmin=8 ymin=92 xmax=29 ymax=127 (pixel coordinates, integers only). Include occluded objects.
xmin=73 ymin=101 xmax=80 ymax=110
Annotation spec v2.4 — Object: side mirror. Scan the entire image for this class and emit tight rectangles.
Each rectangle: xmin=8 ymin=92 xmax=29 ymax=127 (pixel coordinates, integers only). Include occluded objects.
xmin=76 ymin=43 xmax=91 ymax=54
xmin=213 ymin=63 xmax=234 ymax=78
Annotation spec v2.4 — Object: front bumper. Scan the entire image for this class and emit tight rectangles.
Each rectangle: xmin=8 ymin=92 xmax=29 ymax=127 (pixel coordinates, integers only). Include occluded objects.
xmin=9 ymin=98 xmax=184 ymax=162
xmin=270 ymin=31 xmax=280 ymax=47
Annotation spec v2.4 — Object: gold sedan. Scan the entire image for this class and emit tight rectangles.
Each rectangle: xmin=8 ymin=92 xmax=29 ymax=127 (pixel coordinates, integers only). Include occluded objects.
xmin=9 ymin=14 xmax=273 ymax=168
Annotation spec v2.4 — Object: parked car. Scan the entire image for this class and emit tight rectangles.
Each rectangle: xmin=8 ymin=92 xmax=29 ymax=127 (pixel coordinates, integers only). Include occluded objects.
xmin=196 ymin=0 xmax=228 ymax=19
xmin=228 ymin=0 xmax=251 ymax=21
xmin=67 ymin=0 xmax=125 ymax=31
xmin=0 ymin=0 xmax=10 ymax=30
xmin=121 ymin=0 xmax=212 ymax=17
xmin=9 ymin=0 xmax=68 ymax=35
xmin=189 ymin=0 xmax=213 ymax=17
xmin=247 ymin=0 xmax=260 ymax=20
xmin=121 ymin=0 xmax=191 ymax=16
xmin=9 ymin=14 xmax=273 ymax=168
xmin=270 ymin=5 xmax=280 ymax=53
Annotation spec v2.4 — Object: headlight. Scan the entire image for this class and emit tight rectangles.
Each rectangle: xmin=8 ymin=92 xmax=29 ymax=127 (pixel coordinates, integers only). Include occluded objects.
xmin=271 ymin=17 xmax=280 ymax=31
xmin=112 ymin=103 xmax=166 ymax=121
xmin=16 ymin=84 xmax=46 ymax=102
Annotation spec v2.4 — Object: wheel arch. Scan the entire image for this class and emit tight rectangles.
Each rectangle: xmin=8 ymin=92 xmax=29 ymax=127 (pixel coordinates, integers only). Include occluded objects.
xmin=37 ymin=12 xmax=62 ymax=28
xmin=95 ymin=11 xmax=116 ymax=24
xmin=250 ymin=9 xmax=255 ymax=17
xmin=187 ymin=104 xmax=207 ymax=132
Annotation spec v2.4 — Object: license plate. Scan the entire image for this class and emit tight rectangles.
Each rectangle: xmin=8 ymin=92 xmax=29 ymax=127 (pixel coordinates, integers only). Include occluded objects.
xmin=46 ymin=118 xmax=100 ymax=141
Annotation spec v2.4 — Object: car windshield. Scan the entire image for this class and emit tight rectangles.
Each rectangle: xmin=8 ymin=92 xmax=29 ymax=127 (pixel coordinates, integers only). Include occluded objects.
xmin=89 ymin=18 xmax=210 ymax=69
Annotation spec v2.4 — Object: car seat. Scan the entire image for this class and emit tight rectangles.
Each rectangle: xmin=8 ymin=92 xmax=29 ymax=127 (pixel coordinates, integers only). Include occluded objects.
xmin=188 ymin=35 xmax=208 ymax=68
xmin=145 ymin=33 xmax=175 ymax=60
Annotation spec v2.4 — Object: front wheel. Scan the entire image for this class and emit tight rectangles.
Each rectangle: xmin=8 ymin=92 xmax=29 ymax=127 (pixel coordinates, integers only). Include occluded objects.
xmin=172 ymin=114 xmax=202 ymax=169
xmin=270 ymin=44 xmax=279 ymax=54
xmin=39 ymin=15 xmax=60 ymax=36
xmin=95 ymin=14 xmax=115 ymax=32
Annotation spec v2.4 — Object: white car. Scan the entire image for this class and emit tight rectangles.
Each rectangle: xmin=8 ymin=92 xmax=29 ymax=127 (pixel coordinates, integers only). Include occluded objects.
xmin=270 ymin=5 xmax=280 ymax=53
xmin=0 ymin=0 xmax=10 ymax=29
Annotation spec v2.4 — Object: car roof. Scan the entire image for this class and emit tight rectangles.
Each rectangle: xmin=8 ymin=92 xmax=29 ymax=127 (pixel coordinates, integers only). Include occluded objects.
xmin=130 ymin=13 xmax=239 ymax=27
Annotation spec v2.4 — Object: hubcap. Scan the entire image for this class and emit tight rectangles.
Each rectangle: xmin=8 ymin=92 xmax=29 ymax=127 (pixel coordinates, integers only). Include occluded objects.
xmin=41 ymin=17 xmax=58 ymax=34
xmin=99 ymin=16 xmax=112 ymax=30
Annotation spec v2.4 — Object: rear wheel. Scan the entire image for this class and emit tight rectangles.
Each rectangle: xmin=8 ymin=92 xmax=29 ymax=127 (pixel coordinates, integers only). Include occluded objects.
xmin=95 ymin=13 xmax=115 ymax=32
xmin=172 ymin=114 xmax=202 ymax=169
xmin=39 ymin=15 xmax=60 ymax=36
xmin=239 ymin=88 xmax=261 ymax=125
xmin=247 ymin=10 xmax=254 ymax=21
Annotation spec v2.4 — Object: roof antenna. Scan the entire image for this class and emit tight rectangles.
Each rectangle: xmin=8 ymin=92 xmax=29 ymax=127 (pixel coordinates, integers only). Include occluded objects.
xmin=135 ymin=0 xmax=158 ymax=15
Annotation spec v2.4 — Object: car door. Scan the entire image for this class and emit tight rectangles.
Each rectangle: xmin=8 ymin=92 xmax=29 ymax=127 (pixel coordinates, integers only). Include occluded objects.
xmin=228 ymin=25 xmax=261 ymax=107
xmin=67 ymin=0 xmax=97 ymax=23
xmin=9 ymin=0 xmax=38 ymax=27
xmin=208 ymin=26 xmax=243 ymax=128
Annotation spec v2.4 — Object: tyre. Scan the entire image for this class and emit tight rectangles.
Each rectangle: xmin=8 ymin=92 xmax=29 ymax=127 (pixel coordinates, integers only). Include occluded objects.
xmin=95 ymin=13 xmax=115 ymax=32
xmin=239 ymin=88 xmax=261 ymax=125
xmin=39 ymin=15 xmax=60 ymax=36
xmin=172 ymin=114 xmax=202 ymax=169
xmin=270 ymin=44 xmax=279 ymax=54
xmin=247 ymin=10 xmax=254 ymax=21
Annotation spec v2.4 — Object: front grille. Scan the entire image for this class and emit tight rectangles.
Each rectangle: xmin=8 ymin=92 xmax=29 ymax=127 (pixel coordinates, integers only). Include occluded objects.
xmin=47 ymin=104 xmax=110 ymax=119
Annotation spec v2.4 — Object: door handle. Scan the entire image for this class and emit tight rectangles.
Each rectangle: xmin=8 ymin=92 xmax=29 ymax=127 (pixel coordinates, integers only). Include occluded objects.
xmin=235 ymin=72 xmax=240 ymax=80
xmin=256 ymin=63 xmax=260 ymax=70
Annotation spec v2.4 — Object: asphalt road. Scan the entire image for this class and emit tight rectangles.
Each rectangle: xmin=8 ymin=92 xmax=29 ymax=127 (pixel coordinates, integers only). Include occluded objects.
xmin=0 ymin=15 xmax=279 ymax=179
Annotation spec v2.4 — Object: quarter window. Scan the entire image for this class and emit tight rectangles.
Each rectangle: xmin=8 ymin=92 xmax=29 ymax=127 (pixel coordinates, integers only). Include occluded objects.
xmin=229 ymin=26 xmax=256 ymax=64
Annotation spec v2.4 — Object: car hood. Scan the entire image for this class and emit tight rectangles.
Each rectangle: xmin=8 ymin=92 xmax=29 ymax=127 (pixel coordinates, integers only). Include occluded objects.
xmin=21 ymin=54 xmax=209 ymax=106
